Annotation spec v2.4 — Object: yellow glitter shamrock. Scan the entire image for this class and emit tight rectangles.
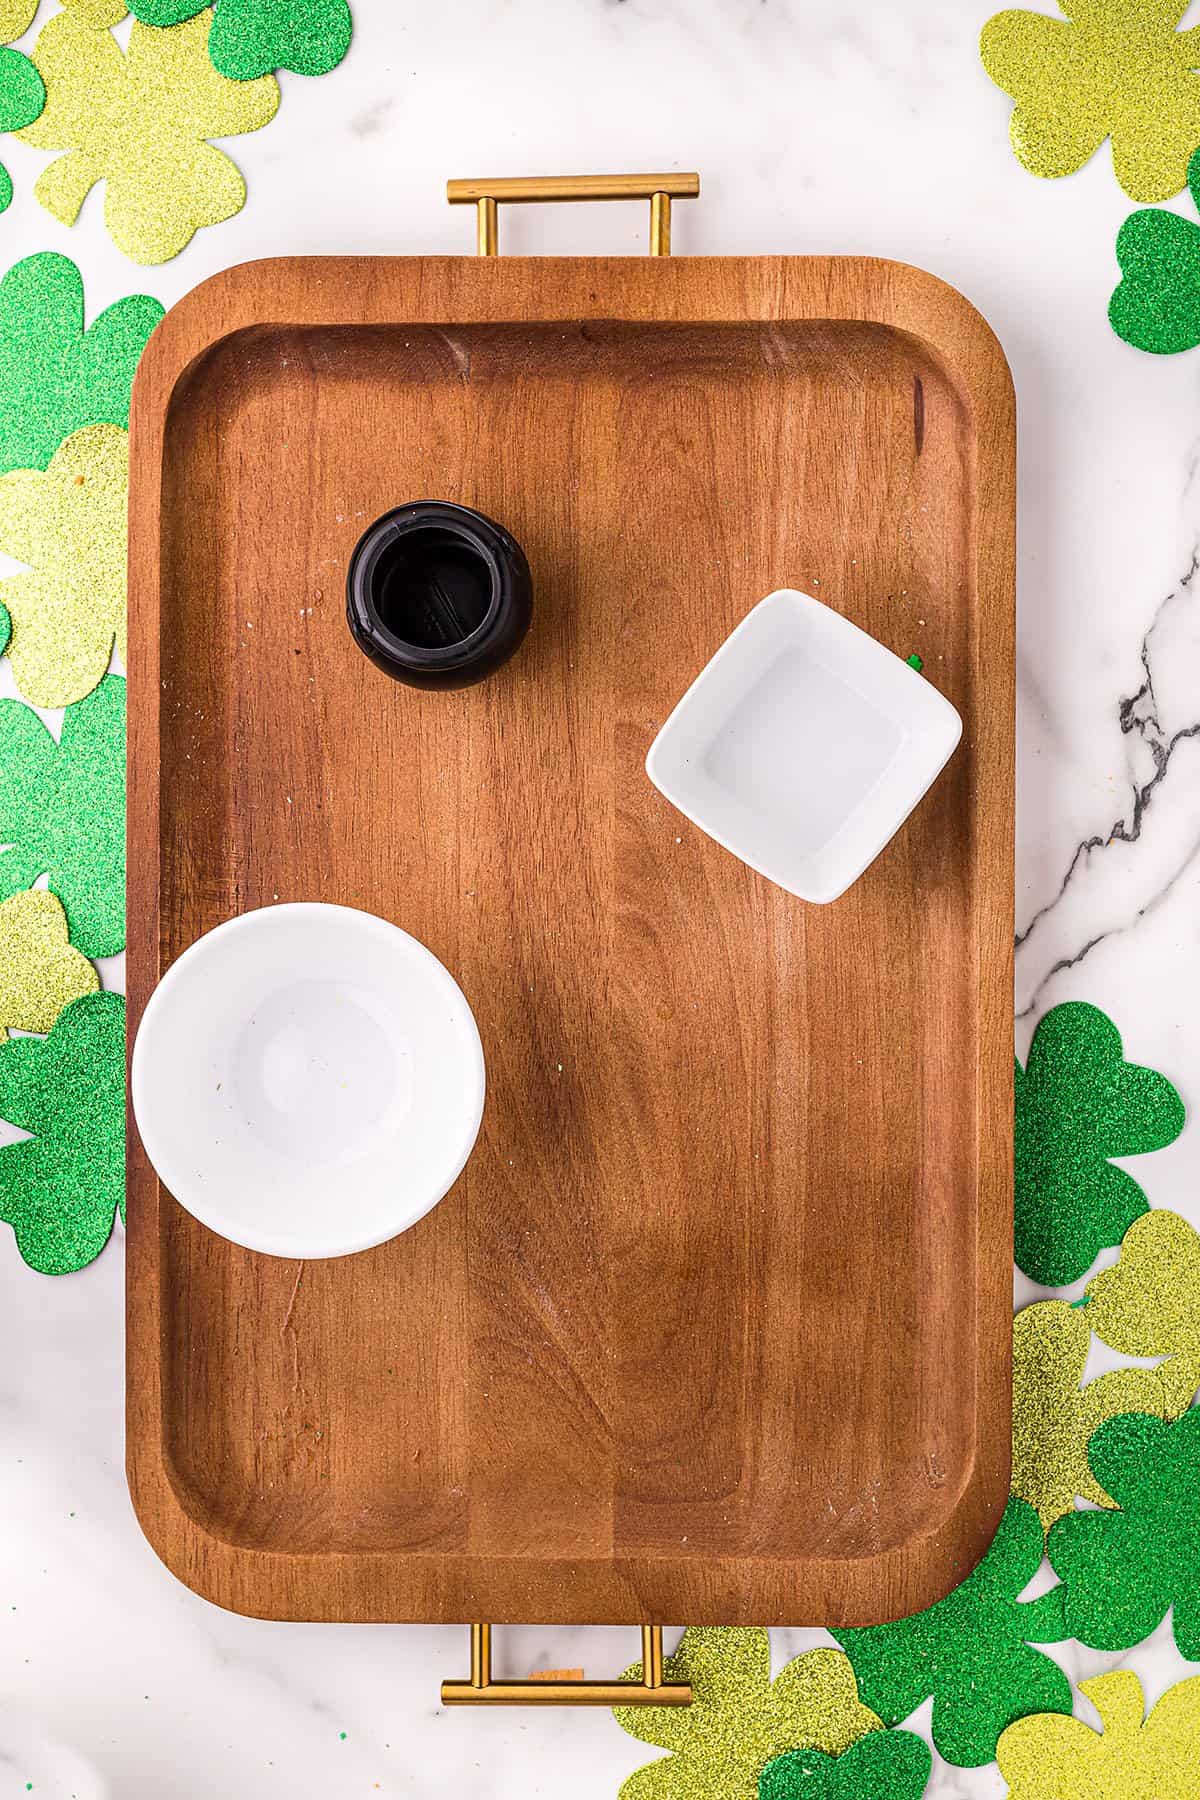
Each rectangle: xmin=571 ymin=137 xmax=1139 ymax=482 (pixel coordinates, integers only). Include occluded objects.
xmin=612 ymin=1631 xmax=881 ymax=1800
xmin=1084 ymin=1208 xmax=1200 ymax=1415
xmin=0 ymin=423 xmax=127 ymax=708
xmin=60 ymin=1 xmax=130 ymax=25
xmin=998 ymin=1669 xmax=1200 ymax=1798
xmin=981 ymin=1 xmax=1200 ymax=204
xmin=17 ymin=7 xmax=279 ymax=264
xmin=1011 ymin=1298 xmax=1165 ymax=1532
xmin=0 ymin=889 xmax=97 ymax=1040
xmin=0 ymin=1 xmax=37 ymax=38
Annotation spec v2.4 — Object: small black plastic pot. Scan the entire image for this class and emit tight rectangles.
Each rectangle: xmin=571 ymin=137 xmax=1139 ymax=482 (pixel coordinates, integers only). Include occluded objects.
xmin=346 ymin=501 xmax=533 ymax=691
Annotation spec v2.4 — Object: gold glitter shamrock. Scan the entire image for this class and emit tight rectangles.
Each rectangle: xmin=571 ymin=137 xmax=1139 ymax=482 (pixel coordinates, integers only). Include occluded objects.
xmin=1011 ymin=1298 xmax=1165 ymax=1533
xmin=613 ymin=1632 xmax=881 ymax=1800
xmin=981 ymin=1 xmax=1200 ymax=204
xmin=0 ymin=423 xmax=127 ymax=707
xmin=60 ymin=1 xmax=130 ymax=22
xmin=998 ymin=1669 xmax=1200 ymax=1798
xmin=0 ymin=2 xmax=38 ymax=34
xmin=0 ymin=889 xmax=97 ymax=1039
xmin=17 ymin=7 xmax=279 ymax=264
xmin=1084 ymin=1209 xmax=1200 ymax=1414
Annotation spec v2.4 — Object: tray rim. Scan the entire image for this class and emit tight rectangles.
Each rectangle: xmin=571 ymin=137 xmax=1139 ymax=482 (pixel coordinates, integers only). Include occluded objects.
xmin=125 ymin=253 xmax=1015 ymax=1626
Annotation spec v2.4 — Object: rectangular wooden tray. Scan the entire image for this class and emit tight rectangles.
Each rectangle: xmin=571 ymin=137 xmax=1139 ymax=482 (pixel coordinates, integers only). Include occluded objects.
xmin=126 ymin=255 xmax=1015 ymax=1627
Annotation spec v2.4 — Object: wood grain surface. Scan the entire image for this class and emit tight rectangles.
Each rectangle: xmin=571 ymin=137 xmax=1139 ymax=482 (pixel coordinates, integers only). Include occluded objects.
xmin=126 ymin=255 xmax=1015 ymax=1626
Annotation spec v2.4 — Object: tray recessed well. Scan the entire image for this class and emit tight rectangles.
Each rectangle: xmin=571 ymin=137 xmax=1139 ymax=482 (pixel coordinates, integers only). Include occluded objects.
xmin=127 ymin=256 xmax=1014 ymax=1626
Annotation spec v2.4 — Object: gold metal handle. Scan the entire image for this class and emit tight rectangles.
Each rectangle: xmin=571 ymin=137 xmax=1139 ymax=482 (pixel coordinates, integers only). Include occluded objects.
xmin=446 ymin=172 xmax=700 ymax=257
xmin=441 ymin=1623 xmax=692 ymax=1707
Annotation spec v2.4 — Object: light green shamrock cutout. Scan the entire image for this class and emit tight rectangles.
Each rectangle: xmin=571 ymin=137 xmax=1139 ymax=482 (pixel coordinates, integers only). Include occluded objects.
xmin=0 ymin=889 xmax=98 ymax=1040
xmin=612 ymin=1632 xmax=881 ymax=1800
xmin=981 ymin=0 xmax=1200 ymax=203
xmin=18 ymin=9 xmax=279 ymax=265
xmin=0 ymin=423 xmax=127 ymax=708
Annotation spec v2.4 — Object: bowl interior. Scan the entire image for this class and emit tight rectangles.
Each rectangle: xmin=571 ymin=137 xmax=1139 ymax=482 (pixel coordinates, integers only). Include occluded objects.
xmin=646 ymin=589 xmax=962 ymax=902
xmin=131 ymin=904 xmax=485 ymax=1258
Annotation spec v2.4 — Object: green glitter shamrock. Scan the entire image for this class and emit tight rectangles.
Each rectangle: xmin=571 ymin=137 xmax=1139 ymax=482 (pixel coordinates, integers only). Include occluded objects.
xmin=1015 ymin=1001 xmax=1184 ymax=1287
xmin=980 ymin=0 xmax=1200 ymax=204
xmin=1110 ymin=144 xmax=1200 ymax=353
xmin=0 ymin=598 xmax=9 ymax=654
xmin=832 ymin=1497 xmax=1072 ymax=1768
xmin=0 ymin=990 xmax=125 ymax=1274
xmin=0 ymin=252 xmax=162 ymax=474
xmin=1048 ymin=1409 xmax=1200 ymax=1658
xmin=758 ymin=1728 xmax=932 ymax=1800
xmin=0 ymin=675 xmax=125 ymax=959
xmin=127 ymin=0 xmax=352 ymax=79
xmin=612 ymin=1632 xmax=882 ymax=1800
xmin=0 ymin=44 xmax=45 ymax=213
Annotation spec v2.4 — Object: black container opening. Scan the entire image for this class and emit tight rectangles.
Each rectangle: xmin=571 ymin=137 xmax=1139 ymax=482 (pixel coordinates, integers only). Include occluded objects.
xmin=347 ymin=500 xmax=532 ymax=691
xmin=373 ymin=527 xmax=494 ymax=650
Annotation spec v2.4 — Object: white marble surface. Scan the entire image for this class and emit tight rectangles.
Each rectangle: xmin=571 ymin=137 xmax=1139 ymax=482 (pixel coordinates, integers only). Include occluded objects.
xmin=2 ymin=0 xmax=1200 ymax=1794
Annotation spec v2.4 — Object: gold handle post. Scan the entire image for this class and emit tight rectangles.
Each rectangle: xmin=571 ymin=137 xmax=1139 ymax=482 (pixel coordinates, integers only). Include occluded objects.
xmin=442 ymin=1623 xmax=691 ymax=1707
xmin=447 ymin=172 xmax=699 ymax=257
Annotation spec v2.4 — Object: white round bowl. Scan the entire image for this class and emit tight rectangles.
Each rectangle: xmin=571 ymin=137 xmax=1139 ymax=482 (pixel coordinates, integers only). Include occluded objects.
xmin=131 ymin=903 xmax=485 ymax=1259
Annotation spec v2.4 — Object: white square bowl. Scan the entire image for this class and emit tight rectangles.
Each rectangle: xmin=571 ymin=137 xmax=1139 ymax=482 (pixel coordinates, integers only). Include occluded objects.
xmin=645 ymin=589 xmax=962 ymax=904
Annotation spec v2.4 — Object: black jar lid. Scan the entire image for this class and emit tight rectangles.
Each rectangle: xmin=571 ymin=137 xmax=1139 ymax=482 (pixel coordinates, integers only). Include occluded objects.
xmin=346 ymin=501 xmax=533 ymax=691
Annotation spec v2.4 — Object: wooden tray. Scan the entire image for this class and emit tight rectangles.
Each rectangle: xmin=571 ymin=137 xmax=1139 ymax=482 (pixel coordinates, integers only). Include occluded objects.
xmin=126 ymin=253 xmax=1015 ymax=1628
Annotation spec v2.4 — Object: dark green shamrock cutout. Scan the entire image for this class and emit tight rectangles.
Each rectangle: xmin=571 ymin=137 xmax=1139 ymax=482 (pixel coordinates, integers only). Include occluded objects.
xmin=0 ymin=990 xmax=125 ymax=1273
xmin=1015 ymin=1002 xmax=1184 ymax=1287
xmin=1111 ymin=145 xmax=1200 ymax=354
xmin=0 ymin=252 xmax=162 ymax=474
xmin=759 ymin=1728 xmax=931 ymax=1800
xmin=0 ymin=674 xmax=125 ymax=959
xmin=1048 ymin=1409 xmax=1200 ymax=1660
xmin=0 ymin=45 xmax=44 ymax=213
xmin=128 ymin=0 xmax=351 ymax=79
xmin=832 ymin=1497 xmax=1072 ymax=1768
